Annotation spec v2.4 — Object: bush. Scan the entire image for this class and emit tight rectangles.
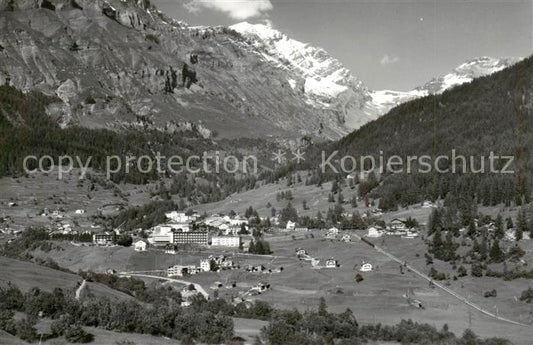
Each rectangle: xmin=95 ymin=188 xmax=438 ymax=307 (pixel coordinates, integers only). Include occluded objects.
xmin=65 ymin=325 xmax=94 ymax=343
xmin=471 ymin=264 xmax=483 ymax=277
xmin=519 ymin=287 xmax=533 ymax=303
xmin=483 ymin=289 xmax=497 ymax=298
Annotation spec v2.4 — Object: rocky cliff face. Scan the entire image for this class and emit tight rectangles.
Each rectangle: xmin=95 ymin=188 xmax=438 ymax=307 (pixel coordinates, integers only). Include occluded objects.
xmin=0 ymin=0 xmax=358 ymax=139
xmin=0 ymin=1 xmax=522 ymax=140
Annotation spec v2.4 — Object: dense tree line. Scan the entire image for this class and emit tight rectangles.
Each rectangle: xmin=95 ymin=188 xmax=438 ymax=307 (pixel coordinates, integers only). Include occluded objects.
xmin=0 ymin=283 xmax=234 ymax=344
xmin=296 ymin=56 xmax=533 ymax=210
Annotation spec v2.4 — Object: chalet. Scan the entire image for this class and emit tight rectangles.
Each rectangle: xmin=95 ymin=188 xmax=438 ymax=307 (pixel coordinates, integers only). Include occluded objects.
xmin=92 ymin=232 xmax=117 ymax=246
xmin=360 ymin=263 xmax=373 ymax=272
xmin=246 ymin=265 xmax=266 ymax=272
xmin=74 ymin=209 xmax=86 ymax=214
xmin=387 ymin=219 xmax=408 ymax=235
xmin=367 ymin=226 xmax=384 ymax=238
xmin=250 ymin=282 xmax=270 ymax=292
xmin=341 ymin=234 xmax=351 ymax=242
xmin=133 ymin=240 xmax=147 ymax=252
xmin=296 ymin=248 xmax=307 ymax=257
xmin=200 ymin=259 xmax=211 ymax=272
xmin=165 ymin=211 xmax=191 ymax=223
xmin=390 ymin=218 xmax=407 ymax=231
xmin=325 ymin=258 xmax=338 ymax=268
xmin=286 ymin=220 xmax=296 ymax=230
xmin=328 ymin=227 xmax=339 ymax=235
xmin=325 ymin=231 xmax=337 ymax=240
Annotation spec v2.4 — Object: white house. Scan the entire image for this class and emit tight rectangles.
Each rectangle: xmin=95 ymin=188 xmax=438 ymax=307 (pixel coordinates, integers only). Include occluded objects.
xmin=286 ymin=220 xmax=296 ymax=230
xmin=367 ymin=226 xmax=384 ymax=238
xmin=74 ymin=209 xmax=86 ymax=214
xmin=165 ymin=211 xmax=191 ymax=223
xmin=211 ymin=236 xmax=240 ymax=247
xmin=328 ymin=227 xmax=339 ymax=235
xmin=134 ymin=240 xmax=147 ymax=252
xmin=296 ymin=248 xmax=307 ymax=257
xmin=229 ymin=217 xmax=248 ymax=226
xmin=325 ymin=258 xmax=338 ymax=268
xmin=341 ymin=234 xmax=351 ymax=242
xmin=390 ymin=218 xmax=407 ymax=232
xmin=200 ymin=259 xmax=211 ymax=272
xmin=360 ymin=263 xmax=373 ymax=272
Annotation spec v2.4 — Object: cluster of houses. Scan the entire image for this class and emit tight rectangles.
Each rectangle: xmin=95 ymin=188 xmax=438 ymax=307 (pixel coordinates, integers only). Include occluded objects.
xmin=167 ymin=254 xmax=236 ymax=277
xmin=295 ymin=248 xmax=339 ymax=268
xmin=90 ymin=211 xmax=246 ymax=249
xmin=366 ymin=218 xmax=419 ymax=239
xmin=147 ymin=211 xmax=242 ymax=249
xmin=285 ymin=221 xmax=309 ymax=232
xmin=323 ymin=227 xmax=352 ymax=242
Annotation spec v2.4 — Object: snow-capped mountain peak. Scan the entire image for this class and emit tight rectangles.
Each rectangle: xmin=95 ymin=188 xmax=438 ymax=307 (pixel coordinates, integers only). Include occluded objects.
xmin=419 ymin=56 xmax=522 ymax=94
xmin=230 ymin=22 xmax=368 ymax=100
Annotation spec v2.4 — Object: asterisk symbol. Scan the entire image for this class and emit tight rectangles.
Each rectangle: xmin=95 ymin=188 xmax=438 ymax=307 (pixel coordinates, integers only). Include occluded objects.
xmin=292 ymin=149 xmax=306 ymax=163
xmin=271 ymin=149 xmax=285 ymax=164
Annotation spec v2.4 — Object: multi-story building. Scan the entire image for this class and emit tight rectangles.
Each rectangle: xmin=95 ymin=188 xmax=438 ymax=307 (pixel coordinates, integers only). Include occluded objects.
xmin=211 ymin=236 xmax=240 ymax=247
xmin=172 ymin=231 xmax=208 ymax=245
xmin=92 ymin=232 xmax=117 ymax=246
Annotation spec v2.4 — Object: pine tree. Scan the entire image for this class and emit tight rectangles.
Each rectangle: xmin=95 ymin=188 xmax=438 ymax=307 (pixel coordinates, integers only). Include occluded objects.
xmin=489 ymin=239 xmax=504 ymax=263
xmin=516 ymin=209 xmax=526 ymax=241
xmin=318 ymin=297 xmax=328 ymax=317
xmin=494 ymin=214 xmax=505 ymax=239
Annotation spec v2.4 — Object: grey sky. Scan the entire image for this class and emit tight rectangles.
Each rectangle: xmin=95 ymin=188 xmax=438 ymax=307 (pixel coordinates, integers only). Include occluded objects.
xmin=152 ymin=0 xmax=532 ymax=91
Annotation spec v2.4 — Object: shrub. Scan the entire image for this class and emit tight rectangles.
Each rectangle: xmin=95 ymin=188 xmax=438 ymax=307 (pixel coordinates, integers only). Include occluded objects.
xmin=65 ymin=325 xmax=94 ymax=343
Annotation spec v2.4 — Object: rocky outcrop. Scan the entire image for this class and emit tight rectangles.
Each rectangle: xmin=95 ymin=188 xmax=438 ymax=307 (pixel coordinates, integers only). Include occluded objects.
xmin=0 ymin=0 xmax=355 ymax=139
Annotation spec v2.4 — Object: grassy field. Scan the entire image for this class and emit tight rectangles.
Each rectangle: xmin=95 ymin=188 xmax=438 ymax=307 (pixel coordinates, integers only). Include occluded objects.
xmin=0 ymin=256 xmax=135 ymax=302
xmin=26 ymin=228 xmax=533 ymax=345
xmin=0 ymin=169 xmax=155 ymax=235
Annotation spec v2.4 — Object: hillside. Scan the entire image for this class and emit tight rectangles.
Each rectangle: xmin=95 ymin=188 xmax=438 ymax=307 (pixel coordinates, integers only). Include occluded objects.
xmin=0 ymin=255 xmax=136 ymax=301
xmin=332 ymin=55 xmax=533 ymax=209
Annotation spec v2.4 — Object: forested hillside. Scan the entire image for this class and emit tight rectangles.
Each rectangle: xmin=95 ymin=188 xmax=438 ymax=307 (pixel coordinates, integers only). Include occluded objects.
xmin=329 ymin=56 xmax=533 ymax=210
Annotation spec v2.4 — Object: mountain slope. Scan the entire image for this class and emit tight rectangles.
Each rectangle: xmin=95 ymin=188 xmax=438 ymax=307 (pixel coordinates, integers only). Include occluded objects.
xmin=0 ymin=1 xmax=523 ymax=140
xmin=418 ymin=56 xmax=522 ymax=94
xmin=0 ymin=0 xmax=352 ymax=139
xmin=333 ymin=56 xmax=533 ymax=209
xmin=229 ymin=22 xmax=521 ymax=130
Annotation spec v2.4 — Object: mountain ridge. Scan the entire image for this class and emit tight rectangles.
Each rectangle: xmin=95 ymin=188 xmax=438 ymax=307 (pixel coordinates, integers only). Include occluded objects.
xmin=0 ymin=1 xmax=522 ymax=140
